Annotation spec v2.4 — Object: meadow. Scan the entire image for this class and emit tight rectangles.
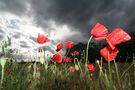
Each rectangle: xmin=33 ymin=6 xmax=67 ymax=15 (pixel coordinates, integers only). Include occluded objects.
xmin=0 ymin=60 xmax=135 ymax=90
xmin=0 ymin=23 xmax=135 ymax=90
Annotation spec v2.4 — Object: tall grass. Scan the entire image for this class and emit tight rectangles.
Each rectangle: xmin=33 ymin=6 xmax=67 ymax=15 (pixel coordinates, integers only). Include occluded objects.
xmin=0 ymin=37 xmax=134 ymax=90
xmin=0 ymin=59 xmax=134 ymax=90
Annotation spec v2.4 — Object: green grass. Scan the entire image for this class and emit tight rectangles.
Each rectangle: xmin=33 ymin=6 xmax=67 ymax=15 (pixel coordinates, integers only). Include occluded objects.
xmin=0 ymin=60 xmax=134 ymax=90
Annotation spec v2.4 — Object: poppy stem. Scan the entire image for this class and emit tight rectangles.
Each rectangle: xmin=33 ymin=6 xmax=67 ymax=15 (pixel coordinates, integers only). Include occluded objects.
xmin=85 ymin=36 xmax=93 ymax=67
xmin=33 ymin=61 xmax=37 ymax=78
xmin=0 ymin=67 xmax=4 ymax=88
xmin=114 ymin=59 xmax=121 ymax=87
xmin=76 ymin=58 xmax=83 ymax=73
xmin=107 ymin=48 xmax=112 ymax=80
xmin=120 ymin=63 xmax=134 ymax=79
xmin=65 ymin=49 xmax=70 ymax=57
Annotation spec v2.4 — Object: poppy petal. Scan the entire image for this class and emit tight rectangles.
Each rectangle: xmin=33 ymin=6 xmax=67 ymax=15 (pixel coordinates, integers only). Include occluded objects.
xmin=37 ymin=33 xmax=49 ymax=44
xmin=52 ymin=53 xmax=63 ymax=63
xmin=91 ymin=22 xmax=108 ymax=41
xmin=100 ymin=46 xmax=119 ymax=61
xmin=87 ymin=64 xmax=95 ymax=72
xmin=65 ymin=41 xmax=74 ymax=49
xmin=69 ymin=66 xmax=75 ymax=73
xmin=56 ymin=42 xmax=63 ymax=52
xmin=106 ymin=28 xmax=131 ymax=49
xmin=73 ymin=51 xmax=79 ymax=56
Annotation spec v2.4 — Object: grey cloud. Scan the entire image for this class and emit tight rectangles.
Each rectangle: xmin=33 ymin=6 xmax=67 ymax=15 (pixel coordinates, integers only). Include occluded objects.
xmin=29 ymin=36 xmax=36 ymax=42
xmin=1 ymin=0 xmax=135 ymax=43
xmin=0 ymin=34 xmax=4 ymax=40
xmin=0 ymin=0 xmax=28 ymax=15
xmin=20 ymin=44 xmax=30 ymax=48
xmin=0 ymin=29 xmax=5 ymax=34
xmin=20 ymin=41 xmax=30 ymax=48
xmin=20 ymin=41 xmax=27 ymax=45
xmin=0 ymin=29 xmax=4 ymax=40
xmin=13 ymin=34 xmax=20 ymax=39
xmin=31 ymin=0 xmax=135 ymax=39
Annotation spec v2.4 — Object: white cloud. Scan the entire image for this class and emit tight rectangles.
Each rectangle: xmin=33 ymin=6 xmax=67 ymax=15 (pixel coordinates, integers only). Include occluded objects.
xmin=0 ymin=12 xmax=83 ymax=61
xmin=49 ymin=20 xmax=80 ymax=41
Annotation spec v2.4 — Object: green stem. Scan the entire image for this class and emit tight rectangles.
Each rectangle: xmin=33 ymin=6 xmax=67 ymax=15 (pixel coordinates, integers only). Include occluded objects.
xmin=120 ymin=63 xmax=133 ymax=79
xmin=85 ymin=36 xmax=93 ymax=66
xmin=76 ymin=58 xmax=82 ymax=73
xmin=33 ymin=62 xmax=37 ymax=78
xmin=107 ymin=47 xmax=112 ymax=80
xmin=0 ymin=67 xmax=4 ymax=87
xmin=74 ymin=58 xmax=77 ymax=65
xmin=108 ymin=61 xmax=112 ymax=80
xmin=114 ymin=59 xmax=121 ymax=87
xmin=44 ymin=48 xmax=46 ymax=64
xmin=65 ymin=49 xmax=70 ymax=57
xmin=97 ymin=62 xmax=103 ymax=80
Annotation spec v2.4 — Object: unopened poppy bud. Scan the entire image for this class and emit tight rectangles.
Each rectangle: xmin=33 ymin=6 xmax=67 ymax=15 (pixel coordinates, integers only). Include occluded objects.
xmin=96 ymin=60 xmax=100 ymax=65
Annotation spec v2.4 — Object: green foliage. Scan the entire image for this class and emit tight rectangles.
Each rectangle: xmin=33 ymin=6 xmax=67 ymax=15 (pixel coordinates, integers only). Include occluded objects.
xmin=0 ymin=62 xmax=134 ymax=90
xmin=0 ymin=36 xmax=134 ymax=90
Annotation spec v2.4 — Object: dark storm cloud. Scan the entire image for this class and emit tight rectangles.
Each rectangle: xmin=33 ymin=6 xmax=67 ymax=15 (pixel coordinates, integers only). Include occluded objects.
xmin=0 ymin=0 xmax=28 ymax=15
xmin=31 ymin=0 xmax=135 ymax=39
xmin=1 ymin=0 xmax=135 ymax=43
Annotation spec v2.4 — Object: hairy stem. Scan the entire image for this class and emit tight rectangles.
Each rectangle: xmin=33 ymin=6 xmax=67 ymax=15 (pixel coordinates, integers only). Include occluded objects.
xmin=85 ymin=36 xmax=93 ymax=66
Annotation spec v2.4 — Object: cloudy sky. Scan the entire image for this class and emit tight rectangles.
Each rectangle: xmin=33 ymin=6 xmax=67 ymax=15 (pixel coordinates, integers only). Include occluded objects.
xmin=0 ymin=0 xmax=135 ymax=60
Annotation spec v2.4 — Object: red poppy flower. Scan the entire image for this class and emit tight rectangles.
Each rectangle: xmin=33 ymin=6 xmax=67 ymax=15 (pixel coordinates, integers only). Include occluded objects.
xmin=87 ymin=64 xmax=95 ymax=73
xmin=100 ymin=46 xmax=119 ymax=61
xmin=63 ymin=57 xmax=71 ymax=62
xmin=56 ymin=42 xmax=63 ymax=52
xmin=51 ymin=53 xmax=63 ymax=63
xmin=91 ymin=22 xmax=108 ymax=40
xmin=73 ymin=51 xmax=79 ymax=56
xmin=106 ymin=28 xmax=131 ymax=50
xmin=37 ymin=33 xmax=49 ymax=44
xmin=65 ymin=41 xmax=74 ymax=49
xmin=69 ymin=66 xmax=75 ymax=73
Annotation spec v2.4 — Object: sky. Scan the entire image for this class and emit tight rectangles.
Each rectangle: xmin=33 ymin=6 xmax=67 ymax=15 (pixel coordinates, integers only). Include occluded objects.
xmin=0 ymin=0 xmax=135 ymax=61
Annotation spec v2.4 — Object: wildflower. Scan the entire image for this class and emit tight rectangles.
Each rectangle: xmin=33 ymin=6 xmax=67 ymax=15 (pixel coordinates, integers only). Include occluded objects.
xmin=63 ymin=57 xmax=71 ymax=62
xmin=51 ymin=53 xmax=62 ymax=63
xmin=73 ymin=51 xmax=79 ymax=56
xmin=37 ymin=33 xmax=49 ymax=44
xmin=100 ymin=46 xmax=119 ymax=61
xmin=65 ymin=41 xmax=74 ymax=49
xmin=56 ymin=42 xmax=63 ymax=52
xmin=69 ymin=66 xmax=75 ymax=73
xmin=106 ymin=28 xmax=131 ymax=49
xmin=91 ymin=22 xmax=108 ymax=40
xmin=87 ymin=64 xmax=95 ymax=73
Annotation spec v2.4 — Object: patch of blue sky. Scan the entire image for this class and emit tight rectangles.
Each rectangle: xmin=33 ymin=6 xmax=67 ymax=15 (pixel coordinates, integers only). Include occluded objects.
xmin=6 ymin=19 xmax=20 ymax=29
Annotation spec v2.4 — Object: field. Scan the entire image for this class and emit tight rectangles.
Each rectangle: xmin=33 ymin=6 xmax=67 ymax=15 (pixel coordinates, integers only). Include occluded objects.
xmin=0 ymin=60 xmax=135 ymax=90
xmin=0 ymin=34 xmax=135 ymax=90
